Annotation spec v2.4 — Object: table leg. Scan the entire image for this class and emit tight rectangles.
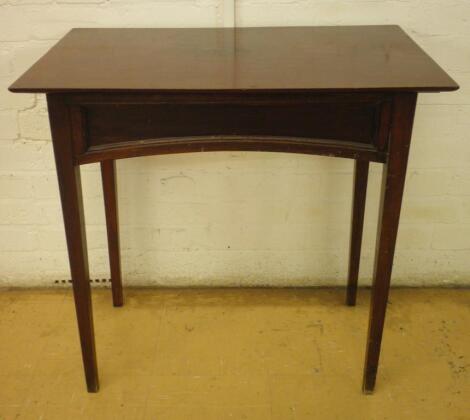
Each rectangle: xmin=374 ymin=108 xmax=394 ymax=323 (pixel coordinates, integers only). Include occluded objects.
xmin=47 ymin=94 xmax=99 ymax=393
xmin=346 ymin=160 xmax=369 ymax=306
xmin=363 ymin=93 xmax=417 ymax=393
xmin=101 ymin=160 xmax=124 ymax=307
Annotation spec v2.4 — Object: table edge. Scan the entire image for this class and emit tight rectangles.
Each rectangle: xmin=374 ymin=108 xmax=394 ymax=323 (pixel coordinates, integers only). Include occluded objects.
xmin=8 ymin=85 xmax=460 ymax=94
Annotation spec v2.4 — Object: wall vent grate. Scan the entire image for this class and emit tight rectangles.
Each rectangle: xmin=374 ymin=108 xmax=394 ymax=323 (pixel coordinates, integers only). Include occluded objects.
xmin=53 ymin=278 xmax=112 ymax=286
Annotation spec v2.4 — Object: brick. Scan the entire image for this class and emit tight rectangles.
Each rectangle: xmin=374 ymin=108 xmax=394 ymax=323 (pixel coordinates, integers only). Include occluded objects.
xmin=0 ymin=227 xmax=37 ymax=251
xmin=36 ymin=228 xmax=66 ymax=251
xmin=401 ymin=197 xmax=461 ymax=224
xmin=404 ymin=169 xmax=452 ymax=197
xmin=30 ymin=173 xmax=60 ymax=199
xmin=0 ymin=110 xmax=18 ymax=139
xmin=80 ymin=169 xmax=104 ymax=198
xmin=432 ymin=224 xmax=470 ymax=250
xmin=408 ymin=136 xmax=470 ymax=170
xmin=6 ymin=0 xmax=53 ymax=4
xmin=1 ymin=0 xmax=470 ymax=287
xmin=0 ymin=250 xmax=72 ymax=286
xmin=457 ymin=197 xmax=470 ymax=223
xmin=36 ymin=226 xmax=106 ymax=252
xmin=0 ymin=48 xmax=13 ymax=77
xmin=0 ymin=142 xmax=55 ymax=171
xmin=0 ymin=173 xmax=35 ymax=198
xmin=0 ymin=6 xmax=99 ymax=41
xmin=362 ymin=223 xmax=434 ymax=252
xmin=85 ymin=227 xmax=108 ymax=250
xmin=396 ymin=224 xmax=434 ymax=250
xmin=57 ymin=0 xmax=105 ymax=3
xmin=33 ymin=199 xmax=66 ymax=225
xmin=419 ymin=71 xmax=470 ymax=106
xmin=18 ymin=95 xmax=50 ymax=140
xmin=447 ymin=170 xmax=470 ymax=195
xmin=412 ymin=105 xmax=470 ymax=144
xmin=82 ymin=196 xmax=106 ymax=226
xmin=0 ymin=199 xmax=37 ymax=225
xmin=0 ymin=81 xmax=35 ymax=111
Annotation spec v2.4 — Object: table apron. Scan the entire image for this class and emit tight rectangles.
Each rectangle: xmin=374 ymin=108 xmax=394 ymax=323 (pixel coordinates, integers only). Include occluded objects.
xmin=57 ymin=93 xmax=393 ymax=164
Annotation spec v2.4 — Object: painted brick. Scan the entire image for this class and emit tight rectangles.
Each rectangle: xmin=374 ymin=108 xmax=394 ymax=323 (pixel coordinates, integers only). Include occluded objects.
xmin=0 ymin=199 xmax=37 ymax=224
xmin=0 ymin=110 xmax=18 ymax=139
xmin=0 ymin=227 xmax=37 ymax=251
xmin=17 ymin=95 xmax=50 ymax=140
xmin=457 ymin=197 xmax=470 ymax=223
xmin=5 ymin=1 xmax=53 ymax=5
xmin=0 ymin=142 xmax=55 ymax=171
xmin=447 ymin=170 xmax=470 ymax=196
xmin=404 ymin=170 xmax=452 ymax=197
xmin=0 ymin=49 xmax=13 ymax=78
xmin=432 ymin=224 xmax=470 ymax=250
xmin=36 ymin=227 xmax=67 ymax=251
xmin=401 ymin=197 xmax=462 ymax=224
xmin=362 ymin=223 xmax=434 ymax=252
xmin=0 ymin=0 xmax=469 ymax=287
xmin=0 ymin=173 xmax=36 ymax=198
xmin=57 ymin=0 xmax=105 ymax=4
xmin=0 ymin=82 xmax=35 ymax=111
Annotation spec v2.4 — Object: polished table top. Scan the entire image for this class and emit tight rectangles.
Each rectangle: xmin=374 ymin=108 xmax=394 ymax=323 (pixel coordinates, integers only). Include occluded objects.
xmin=9 ymin=26 xmax=458 ymax=94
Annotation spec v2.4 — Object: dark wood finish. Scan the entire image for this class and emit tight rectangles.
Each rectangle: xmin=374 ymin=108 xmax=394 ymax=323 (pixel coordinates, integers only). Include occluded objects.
xmin=363 ymin=93 xmax=417 ymax=393
xmin=78 ymin=137 xmax=385 ymax=165
xmin=9 ymin=26 xmax=458 ymax=94
xmin=62 ymin=92 xmax=392 ymax=105
xmin=9 ymin=26 xmax=458 ymax=394
xmin=347 ymin=160 xmax=369 ymax=306
xmin=101 ymin=160 xmax=123 ymax=307
xmin=47 ymin=94 xmax=99 ymax=392
xmin=69 ymin=105 xmax=87 ymax=156
xmin=66 ymin=92 xmax=393 ymax=164
xmin=85 ymin=101 xmax=378 ymax=146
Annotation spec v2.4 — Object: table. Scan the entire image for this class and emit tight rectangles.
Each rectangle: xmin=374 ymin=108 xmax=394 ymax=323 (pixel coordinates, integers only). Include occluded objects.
xmin=9 ymin=26 xmax=458 ymax=394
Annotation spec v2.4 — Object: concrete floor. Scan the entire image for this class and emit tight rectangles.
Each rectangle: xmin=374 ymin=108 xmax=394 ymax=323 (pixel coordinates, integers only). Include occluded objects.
xmin=0 ymin=288 xmax=468 ymax=420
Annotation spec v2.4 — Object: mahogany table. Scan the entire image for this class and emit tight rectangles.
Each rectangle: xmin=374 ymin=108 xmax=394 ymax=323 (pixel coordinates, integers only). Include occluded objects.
xmin=9 ymin=26 xmax=458 ymax=393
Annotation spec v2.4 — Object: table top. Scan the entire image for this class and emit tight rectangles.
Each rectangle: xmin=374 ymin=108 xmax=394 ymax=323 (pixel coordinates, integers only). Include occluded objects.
xmin=9 ymin=26 xmax=458 ymax=94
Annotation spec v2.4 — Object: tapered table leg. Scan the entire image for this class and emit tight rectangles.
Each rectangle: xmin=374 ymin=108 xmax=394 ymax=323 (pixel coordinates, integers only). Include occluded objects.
xmin=363 ymin=93 xmax=417 ymax=393
xmin=47 ymin=94 xmax=99 ymax=393
xmin=101 ymin=160 xmax=124 ymax=307
xmin=347 ymin=160 xmax=369 ymax=306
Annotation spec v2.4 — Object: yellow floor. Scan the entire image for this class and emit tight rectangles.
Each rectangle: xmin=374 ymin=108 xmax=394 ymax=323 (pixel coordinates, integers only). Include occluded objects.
xmin=0 ymin=288 xmax=468 ymax=420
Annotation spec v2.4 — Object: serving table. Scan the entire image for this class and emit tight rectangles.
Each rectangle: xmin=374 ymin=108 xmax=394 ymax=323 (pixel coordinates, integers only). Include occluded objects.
xmin=9 ymin=26 xmax=458 ymax=393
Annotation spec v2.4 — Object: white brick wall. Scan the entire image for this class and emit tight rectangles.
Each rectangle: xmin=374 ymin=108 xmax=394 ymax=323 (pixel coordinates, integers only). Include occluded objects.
xmin=0 ymin=0 xmax=469 ymax=287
